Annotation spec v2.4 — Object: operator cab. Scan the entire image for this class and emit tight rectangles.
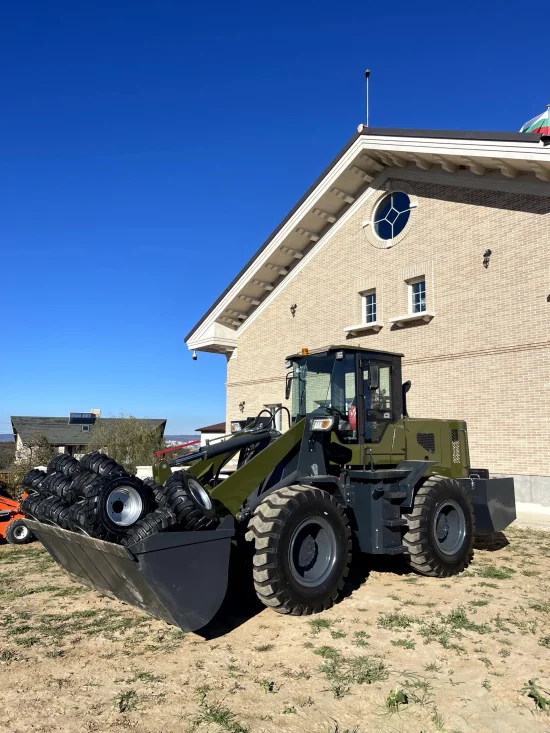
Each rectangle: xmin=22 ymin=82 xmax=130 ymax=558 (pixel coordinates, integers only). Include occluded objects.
xmin=285 ymin=345 xmax=405 ymax=446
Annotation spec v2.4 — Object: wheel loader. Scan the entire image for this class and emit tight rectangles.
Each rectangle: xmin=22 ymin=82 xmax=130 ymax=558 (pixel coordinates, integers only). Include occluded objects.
xmin=23 ymin=346 xmax=516 ymax=632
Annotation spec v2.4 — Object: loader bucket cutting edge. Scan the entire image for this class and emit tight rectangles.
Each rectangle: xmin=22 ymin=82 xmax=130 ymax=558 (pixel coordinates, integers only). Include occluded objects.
xmin=24 ymin=516 xmax=235 ymax=632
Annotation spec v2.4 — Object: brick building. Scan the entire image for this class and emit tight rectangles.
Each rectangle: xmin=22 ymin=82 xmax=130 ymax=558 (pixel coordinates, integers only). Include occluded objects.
xmin=186 ymin=127 xmax=550 ymax=508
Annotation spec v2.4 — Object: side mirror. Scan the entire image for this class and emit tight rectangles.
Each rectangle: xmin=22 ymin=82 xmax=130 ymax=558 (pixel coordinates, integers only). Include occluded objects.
xmin=369 ymin=363 xmax=379 ymax=391
xmin=285 ymin=373 xmax=293 ymax=400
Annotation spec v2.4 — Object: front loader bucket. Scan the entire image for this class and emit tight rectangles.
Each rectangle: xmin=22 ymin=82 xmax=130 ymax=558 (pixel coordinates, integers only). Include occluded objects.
xmin=24 ymin=516 xmax=235 ymax=632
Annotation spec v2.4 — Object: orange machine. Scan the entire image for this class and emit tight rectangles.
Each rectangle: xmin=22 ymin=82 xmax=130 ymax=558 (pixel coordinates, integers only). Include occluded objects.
xmin=0 ymin=491 xmax=33 ymax=544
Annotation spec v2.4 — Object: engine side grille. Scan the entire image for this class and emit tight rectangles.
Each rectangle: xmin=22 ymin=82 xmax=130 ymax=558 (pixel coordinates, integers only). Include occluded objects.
xmin=451 ymin=428 xmax=460 ymax=464
xmin=417 ymin=432 xmax=435 ymax=453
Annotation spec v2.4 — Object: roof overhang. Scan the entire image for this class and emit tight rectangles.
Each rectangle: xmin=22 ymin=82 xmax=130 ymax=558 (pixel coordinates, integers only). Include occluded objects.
xmin=186 ymin=127 xmax=550 ymax=354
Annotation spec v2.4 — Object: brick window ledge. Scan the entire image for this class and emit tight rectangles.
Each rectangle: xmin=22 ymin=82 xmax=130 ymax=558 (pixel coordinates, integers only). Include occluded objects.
xmin=388 ymin=311 xmax=435 ymax=328
xmin=343 ymin=321 xmax=384 ymax=335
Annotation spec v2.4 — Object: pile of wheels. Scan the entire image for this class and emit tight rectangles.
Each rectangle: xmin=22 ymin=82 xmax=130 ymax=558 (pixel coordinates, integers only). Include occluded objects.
xmin=20 ymin=452 xmax=218 ymax=546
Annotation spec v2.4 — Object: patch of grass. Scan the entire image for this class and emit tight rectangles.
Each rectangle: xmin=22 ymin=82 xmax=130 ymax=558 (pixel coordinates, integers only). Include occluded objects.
xmin=443 ymin=606 xmax=491 ymax=634
xmin=469 ymin=600 xmax=489 ymax=607
xmin=482 ymin=679 xmax=492 ymax=691
xmin=14 ymin=636 xmax=40 ymax=647
xmin=377 ymin=612 xmax=414 ymax=630
xmin=282 ymin=706 xmax=296 ymax=714
xmin=194 ymin=697 xmax=249 ymax=732
xmin=352 ymin=631 xmax=370 ymax=647
xmin=128 ymin=671 xmax=165 ymax=684
xmin=530 ymin=601 xmax=550 ymax=614
xmin=391 ymin=638 xmax=416 ymax=649
xmin=307 ymin=618 xmax=333 ymax=634
xmin=524 ymin=679 xmax=550 ymax=711
xmin=45 ymin=649 xmax=65 ymax=659
xmin=0 ymin=650 xmax=20 ymax=662
xmin=253 ymin=643 xmax=274 ymax=652
xmin=477 ymin=581 xmax=499 ymax=589
xmin=479 ymin=657 xmax=492 ymax=668
xmin=521 ymin=570 xmax=540 ymax=577
xmin=474 ymin=565 xmax=515 ymax=580
xmin=424 ymin=662 xmax=441 ymax=673
xmin=499 ymin=647 xmax=510 ymax=658
xmin=319 ymin=653 xmax=389 ymax=698
xmin=330 ymin=629 xmax=346 ymax=639
xmin=539 ymin=635 xmax=550 ymax=648
xmin=115 ymin=690 xmax=139 ymax=713
xmin=431 ymin=709 xmax=445 ymax=730
xmin=314 ymin=645 xmax=340 ymax=659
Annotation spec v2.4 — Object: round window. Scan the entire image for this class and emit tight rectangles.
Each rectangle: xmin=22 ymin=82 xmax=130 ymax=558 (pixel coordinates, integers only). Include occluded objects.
xmin=373 ymin=191 xmax=412 ymax=240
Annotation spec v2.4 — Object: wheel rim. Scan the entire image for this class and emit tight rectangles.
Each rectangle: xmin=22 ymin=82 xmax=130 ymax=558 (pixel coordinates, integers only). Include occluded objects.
xmin=288 ymin=516 xmax=337 ymax=587
xmin=433 ymin=499 xmax=466 ymax=556
xmin=187 ymin=478 xmax=213 ymax=511
xmin=13 ymin=524 xmax=29 ymax=541
xmin=106 ymin=486 xmax=143 ymax=526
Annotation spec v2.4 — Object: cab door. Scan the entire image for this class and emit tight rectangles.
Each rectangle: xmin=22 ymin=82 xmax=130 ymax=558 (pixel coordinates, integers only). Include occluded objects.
xmin=359 ymin=359 xmax=405 ymax=463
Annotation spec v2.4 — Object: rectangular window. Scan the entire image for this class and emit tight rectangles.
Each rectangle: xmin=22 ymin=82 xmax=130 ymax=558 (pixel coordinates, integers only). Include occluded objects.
xmin=410 ymin=278 xmax=426 ymax=313
xmin=363 ymin=290 xmax=377 ymax=323
xmin=82 ymin=425 xmax=90 ymax=432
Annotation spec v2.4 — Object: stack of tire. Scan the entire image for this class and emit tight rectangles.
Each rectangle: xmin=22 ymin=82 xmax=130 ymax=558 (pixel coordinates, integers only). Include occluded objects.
xmin=20 ymin=452 xmax=218 ymax=546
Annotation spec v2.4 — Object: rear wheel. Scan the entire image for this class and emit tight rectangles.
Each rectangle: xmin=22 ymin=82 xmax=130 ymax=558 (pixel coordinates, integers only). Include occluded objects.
xmin=245 ymin=485 xmax=352 ymax=615
xmin=403 ymin=475 xmax=474 ymax=577
xmin=5 ymin=519 xmax=33 ymax=544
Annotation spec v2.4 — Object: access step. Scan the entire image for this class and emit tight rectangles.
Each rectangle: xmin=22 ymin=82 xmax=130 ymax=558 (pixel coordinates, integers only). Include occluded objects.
xmin=383 ymin=490 xmax=407 ymax=500
xmin=384 ymin=545 xmax=407 ymax=555
xmin=383 ymin=518 xmax=407 ymax=527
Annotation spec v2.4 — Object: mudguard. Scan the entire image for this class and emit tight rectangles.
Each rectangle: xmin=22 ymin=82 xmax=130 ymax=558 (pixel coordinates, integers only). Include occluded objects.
xmin=24 ymin=515 xmax=235 ymax=632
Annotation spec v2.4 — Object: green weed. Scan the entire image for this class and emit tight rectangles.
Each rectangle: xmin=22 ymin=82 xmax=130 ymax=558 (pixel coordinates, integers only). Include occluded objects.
xmin=320 ymin=653 xmax=389 ymax=698
xmin=253 ymin=643 xmax=274 ymax=652
xmin=391 ymin=638 xmax=416 ymax=649
xmin=377 ymin=612 xmax=414 ymax=630
xmin=524 ymin=679 xmax=550 ymax=711
xmin=307 ymin=618 xmax=333 ymax=634
xmin=385 ymin=688 xmax=408 ymax=713
xmin=330 ymin=630 xmax=346 ymax=639
xmin=352 ymin=631 xmax=370 ymax=647
xmin=115 ymin=690 xmax=139 ymax=713
xmin=474 ymin=565 xmax=515 ymax=580
xmin=539 ymin=635 xmax=550 ymax=648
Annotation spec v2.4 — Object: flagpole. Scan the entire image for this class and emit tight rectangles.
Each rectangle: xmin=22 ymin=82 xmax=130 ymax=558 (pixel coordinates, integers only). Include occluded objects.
xmin=365 ymin=69 xmax=370 ymax=127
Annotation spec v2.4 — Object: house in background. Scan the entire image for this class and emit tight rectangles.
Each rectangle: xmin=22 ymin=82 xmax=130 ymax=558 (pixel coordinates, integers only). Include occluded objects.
xmin=196 ymin=422 xmax=226 ymax=447
xmin=185 ymin=126 xmax=550 ymax=510
xmin=11 ymin=412 xmax=167 ymax=459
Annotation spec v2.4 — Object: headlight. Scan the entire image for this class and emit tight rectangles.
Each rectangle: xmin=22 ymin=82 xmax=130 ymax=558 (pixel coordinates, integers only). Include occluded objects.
xmin=309 ymin=417 xmax=335 ymax=432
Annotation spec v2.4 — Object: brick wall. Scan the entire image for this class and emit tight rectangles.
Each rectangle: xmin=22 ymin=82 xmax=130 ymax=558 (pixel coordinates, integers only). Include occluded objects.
xmin=226 ymin=177 xmax=550 ymax=492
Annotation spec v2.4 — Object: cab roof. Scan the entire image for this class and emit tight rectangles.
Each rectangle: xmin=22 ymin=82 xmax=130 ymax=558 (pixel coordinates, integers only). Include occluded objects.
xmin=286 ymin=345 xmax=404 ymax=360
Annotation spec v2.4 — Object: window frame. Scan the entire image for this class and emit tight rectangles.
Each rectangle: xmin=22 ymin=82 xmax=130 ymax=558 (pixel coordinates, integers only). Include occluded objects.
xmin=408 ymin=276 xmax=427 ymax=314
xmin=362 ymin=289 xmax=377 ymax=324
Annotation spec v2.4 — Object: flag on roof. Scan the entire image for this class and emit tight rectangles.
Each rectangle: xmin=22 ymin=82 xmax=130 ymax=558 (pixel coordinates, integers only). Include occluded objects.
xmin=520 ymin=108 xmax=550 ymax=135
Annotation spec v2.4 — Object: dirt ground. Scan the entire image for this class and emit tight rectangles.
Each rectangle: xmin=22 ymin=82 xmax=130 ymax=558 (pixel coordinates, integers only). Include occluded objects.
xmin=1 ymin=525 xmax=549 ymax=733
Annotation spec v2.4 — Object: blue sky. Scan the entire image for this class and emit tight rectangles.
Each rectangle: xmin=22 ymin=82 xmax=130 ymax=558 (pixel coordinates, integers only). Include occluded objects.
xmin=0 ymin=0 xmax=546 ymax=435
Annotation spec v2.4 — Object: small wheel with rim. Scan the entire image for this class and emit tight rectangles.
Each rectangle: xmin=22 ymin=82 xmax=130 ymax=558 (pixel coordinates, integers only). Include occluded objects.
xmin=5 ymin=519 xmax=33 ymax=544
xmin=403 ymin=475 xmax=474 ymax=577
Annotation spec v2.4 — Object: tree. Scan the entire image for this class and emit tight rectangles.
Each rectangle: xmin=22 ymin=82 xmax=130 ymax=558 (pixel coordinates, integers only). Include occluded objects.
xmin=86 ymin=414 xmax=164 ymax=474
xmin=5 ymin=432 xmax=55 ymax=500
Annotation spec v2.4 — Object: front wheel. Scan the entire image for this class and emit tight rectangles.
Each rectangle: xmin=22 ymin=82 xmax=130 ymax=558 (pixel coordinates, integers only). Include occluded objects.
xmin=403 ymin=475 xmax=474 ymax=577
xmin=245 ymin=485 xmax=352 ymax=615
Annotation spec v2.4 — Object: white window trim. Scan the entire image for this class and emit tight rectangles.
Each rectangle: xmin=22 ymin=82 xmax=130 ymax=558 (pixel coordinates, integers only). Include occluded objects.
xmin=388 ymin=311 xmax=435 ymax=328
xmin=343 ymin=321 xmax=384 ymax=335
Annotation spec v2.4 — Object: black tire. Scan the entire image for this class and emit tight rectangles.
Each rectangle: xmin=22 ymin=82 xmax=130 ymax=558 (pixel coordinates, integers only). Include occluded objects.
xmin=143 ymin=477 xmax=169 ymax=508
xmin=245 ymin=485 xmax=352 ymax=615
xmin=403 ymin=475 xmax=474 ymax=577
xmin=163 ymin=473 xmax=217 ymax=530
xmin=70 ymin=470 xmax=108 ymax=500
xmin=5 ymin=519 xmax=33 ymax=544
xmin=79 ymin=451 xmax=128 ymax=477
xmin=39 ymin=496 xmax=72 ymax=529
xmin=121 ymin=507 xmax=178 ymax=547
xmin=79 ymin=475 xmax=154 ymax=538
xmin=67 ymin=499 xmax=117 ymax=542
xmin=21 ymin=492 xmax=43 ymax=519
xmin=47 ymin=454 xmax=80 ymax=478
xmin=41 ymin=472 xmax=74 ymax=503
xmin=21 ymin=469 xmax=47 ymax=491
